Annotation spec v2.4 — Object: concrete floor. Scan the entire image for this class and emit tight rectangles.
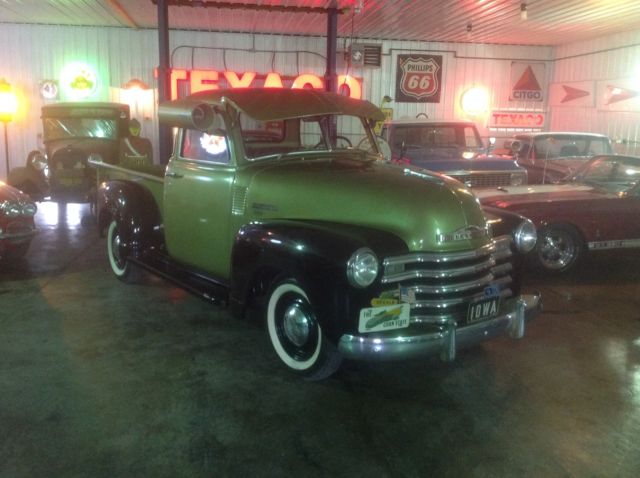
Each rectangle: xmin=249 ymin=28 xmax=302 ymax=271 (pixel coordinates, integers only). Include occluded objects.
xmin=1 ymin=201 xmax=639 ymax=477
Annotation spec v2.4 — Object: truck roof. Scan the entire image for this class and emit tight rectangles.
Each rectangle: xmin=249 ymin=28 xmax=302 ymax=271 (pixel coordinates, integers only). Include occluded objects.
xmin=159 ymin=88 xmax=385 ymax=123
xmin=384 ymin=118 xmax=477 ymax=126
xmin=41 ymin=102 xmax=130 ymax=119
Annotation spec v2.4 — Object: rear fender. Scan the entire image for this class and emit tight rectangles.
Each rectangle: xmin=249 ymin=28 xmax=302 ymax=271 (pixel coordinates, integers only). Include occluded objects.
xmin=229 ymin=221 xmax=406 ymax=340
xmin=97 ymin=180 xmax=163 ymax=256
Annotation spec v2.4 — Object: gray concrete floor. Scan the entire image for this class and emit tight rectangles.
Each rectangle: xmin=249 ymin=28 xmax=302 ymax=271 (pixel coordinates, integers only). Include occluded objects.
xmin=1 ymin=201 xmax=639 ymax=477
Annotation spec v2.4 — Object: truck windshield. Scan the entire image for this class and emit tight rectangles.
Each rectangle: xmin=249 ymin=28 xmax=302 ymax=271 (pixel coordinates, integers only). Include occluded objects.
xmin=389 ymin=124 xmax=483 ymax=159
xmin=43 ymin=118 xmax=119 ymax=141
xmin=240 ymin=113 xmax=377 ymax=160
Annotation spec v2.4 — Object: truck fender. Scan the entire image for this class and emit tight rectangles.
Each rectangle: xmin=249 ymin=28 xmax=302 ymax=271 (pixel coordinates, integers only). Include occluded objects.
xmin=7 ymin=165 xmax=48 ymax=200
xmin=229 ymin=221 xmax=406 ymax=341
xmin=96 ymin=180 xmax=163 ymax=258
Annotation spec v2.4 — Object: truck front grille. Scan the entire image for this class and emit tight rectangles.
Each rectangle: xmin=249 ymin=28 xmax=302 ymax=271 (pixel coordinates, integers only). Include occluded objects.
xmin=381 ymin=237 xmax=513 ymax=326
xmin=448 ymin=172 xmax=513 ymax=188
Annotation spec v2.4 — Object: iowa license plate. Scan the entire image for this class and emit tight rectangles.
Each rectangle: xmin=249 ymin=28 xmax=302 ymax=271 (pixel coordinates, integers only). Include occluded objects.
xmin=467 ymin=296 xmax=500 ymax=323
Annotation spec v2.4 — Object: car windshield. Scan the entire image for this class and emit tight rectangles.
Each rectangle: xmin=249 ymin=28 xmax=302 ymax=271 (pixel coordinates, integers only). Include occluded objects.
xmin=43 ymin=118 xmax=119 ymax=141
xmin=388 ymin=124 xmax=483 ymax=158
xmin=575 ymin=156 xmax=640 ymax=194
xmin=240 ymin=113 xmax=380 ymax=160
xmin=532 ymin=136 xmax=612 ymax=159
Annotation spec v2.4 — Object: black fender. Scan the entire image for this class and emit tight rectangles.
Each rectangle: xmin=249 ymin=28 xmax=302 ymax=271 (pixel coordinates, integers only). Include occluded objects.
xmin=7 ymin=165 xmax=49 ymax=200
xmin=229 ymin=220 xmax=407 ymax=342
xmin=96 ymin=180 xmax=163 ymax=258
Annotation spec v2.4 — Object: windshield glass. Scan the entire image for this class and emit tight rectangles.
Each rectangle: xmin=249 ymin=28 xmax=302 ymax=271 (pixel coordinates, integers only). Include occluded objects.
xmin=532 ymin=136 xmax=612 ymax=159
xmin=43 ymin=118 xmax=119 ymax=141
xmin=387 ymin=124 xmax=483 ymax=160
xmin=577 ymin=156 xmax=640 ymax=194
xmin=240 ymin=113 xmax=378 ymax=160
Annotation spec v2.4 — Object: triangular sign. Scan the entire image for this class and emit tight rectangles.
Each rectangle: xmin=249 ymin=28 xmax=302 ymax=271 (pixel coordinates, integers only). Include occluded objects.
xmin=606 ymin=85 xmax=639 ymax=104
xmin=561 ymin=85 xmax=590 ymax=103
xmin=513 ymin=66 xmax=542 ymax=92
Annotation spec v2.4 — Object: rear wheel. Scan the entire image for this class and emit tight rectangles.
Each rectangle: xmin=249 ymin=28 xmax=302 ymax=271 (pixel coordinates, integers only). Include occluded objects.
xmin=266 ymin=278 xmax=342 ymax=380
xmin=536 ymin=224 xmax=583 ymax=273
xmin=107 ymin=220 xmax=142 ymax=283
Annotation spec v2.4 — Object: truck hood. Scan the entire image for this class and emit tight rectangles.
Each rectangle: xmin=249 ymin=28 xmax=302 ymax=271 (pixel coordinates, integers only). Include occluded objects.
xmin=242 ymin=155 xmax=489 ymax=252
xmin=475 ymin=183 xmax=608 ymax=207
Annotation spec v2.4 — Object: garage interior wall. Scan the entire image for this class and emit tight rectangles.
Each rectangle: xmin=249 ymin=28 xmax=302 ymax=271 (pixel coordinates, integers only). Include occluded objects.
xmin=550 ymin=29 xmax=640 ymax=156
xmin=0 ymin=23 xmax=637 ymax=177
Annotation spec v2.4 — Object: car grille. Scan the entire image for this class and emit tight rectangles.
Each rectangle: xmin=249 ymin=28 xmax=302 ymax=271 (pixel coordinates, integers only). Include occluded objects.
xmin=449 ymin=172 xmax=513 ymax=188
xmin=381 ymin=236 xmax=513 ymax=327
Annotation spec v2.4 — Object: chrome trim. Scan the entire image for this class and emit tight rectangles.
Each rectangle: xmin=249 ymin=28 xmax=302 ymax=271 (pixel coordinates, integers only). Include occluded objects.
xmin=382 ymin=256 xmax=496 ymax=283
xmin=88 ymin=157 xmax=165 ymax=183
xmin=0 ymin=225 xmax=37 ymax=241
xmin=338 ymin=293 xmax=542 ymax=361
xmin=409 ymin=278 xmax=512 ymax=308
xmin=383 ymin=240 xmax=499 ymax=267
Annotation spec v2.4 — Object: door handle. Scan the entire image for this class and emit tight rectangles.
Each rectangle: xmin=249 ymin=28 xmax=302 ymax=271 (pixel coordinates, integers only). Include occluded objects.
xmin=166 ymin=172 xmax=184 ymax=179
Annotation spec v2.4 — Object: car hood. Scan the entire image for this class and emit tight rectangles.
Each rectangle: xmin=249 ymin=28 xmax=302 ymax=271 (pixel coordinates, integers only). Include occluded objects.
xmin=408 ymin=156 xmax=524 ymax=173
xmin=530 ymin=157 xmax=589 ymax=177
xmin=0 ymin=181 xmax=34 ymax=203
xmin=242 ymin=155 xmax=490 ymax=252
xmin=475 ymin=183 xmax=609 ymax=207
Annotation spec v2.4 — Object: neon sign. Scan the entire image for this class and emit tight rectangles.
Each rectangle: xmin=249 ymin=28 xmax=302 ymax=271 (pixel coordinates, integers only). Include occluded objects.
xmin=60 ymin=62 xmax=99 ymax=100
xmin=158 ymin=69 xmax=362 ymax=100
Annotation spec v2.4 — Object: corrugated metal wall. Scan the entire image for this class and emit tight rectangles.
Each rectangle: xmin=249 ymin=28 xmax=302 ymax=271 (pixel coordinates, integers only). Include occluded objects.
xmin=0 ymin=24 xmax=552 ymax=177
xmin=550 ymin=30 xmax=640 ymax=155
xmin=0 ymin=23 xmax=638 ymax=178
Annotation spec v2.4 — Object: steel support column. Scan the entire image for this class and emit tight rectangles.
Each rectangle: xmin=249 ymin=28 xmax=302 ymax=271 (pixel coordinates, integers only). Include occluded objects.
xmin=157 ymin=0 xmax=172 ymax=165
xmin=325 ymin=6 xmax=338 ymax=93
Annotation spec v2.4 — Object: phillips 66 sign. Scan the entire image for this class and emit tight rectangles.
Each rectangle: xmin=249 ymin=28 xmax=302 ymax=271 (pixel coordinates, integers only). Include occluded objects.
xmin=395 ymin=54 xmax=443 ymax=103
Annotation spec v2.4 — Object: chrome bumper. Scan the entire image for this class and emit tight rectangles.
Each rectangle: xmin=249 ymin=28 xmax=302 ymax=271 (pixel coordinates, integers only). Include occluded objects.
xmin=338 ymin=293 xmax=542 ymax=362
xmin=0 ymin=226 xmax=37 ymax=243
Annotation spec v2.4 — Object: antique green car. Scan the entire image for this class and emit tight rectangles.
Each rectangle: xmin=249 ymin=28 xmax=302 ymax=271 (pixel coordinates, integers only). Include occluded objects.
xmin=90 ymin=88 xmax=541 ymax=380
xmin=9 ymin=102 xmax=130 ymax=202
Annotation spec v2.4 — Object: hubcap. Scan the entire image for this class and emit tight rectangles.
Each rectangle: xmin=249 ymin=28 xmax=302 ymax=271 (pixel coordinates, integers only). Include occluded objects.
xmin=540 ymin=233 xmax=575 ymax=269
xmin=111 ymin=229 xmax=125 ymax=267
xmin=283 ymin=302 xmax=311 ymax=347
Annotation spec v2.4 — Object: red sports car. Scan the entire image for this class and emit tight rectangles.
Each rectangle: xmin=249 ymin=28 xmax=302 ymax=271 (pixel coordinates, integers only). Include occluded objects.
xmin=0 ymin=181 xmax=37 ymax=261
xmin=475 ymin=154 xmax=640 ymax=272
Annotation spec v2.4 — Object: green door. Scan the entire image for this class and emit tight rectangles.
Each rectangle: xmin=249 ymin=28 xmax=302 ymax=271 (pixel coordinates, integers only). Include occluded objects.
xmin=163 ymin=128 xmax=235 ymax=279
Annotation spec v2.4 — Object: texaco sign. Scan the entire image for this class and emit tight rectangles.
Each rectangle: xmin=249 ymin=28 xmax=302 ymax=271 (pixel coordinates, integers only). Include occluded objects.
xmin=395 ymin=54 xmax=443 ymax=103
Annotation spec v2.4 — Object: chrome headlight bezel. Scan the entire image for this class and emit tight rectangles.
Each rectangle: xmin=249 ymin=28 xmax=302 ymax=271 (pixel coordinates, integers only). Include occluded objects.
xmin=0 ymin=200 xmax=21 ymax=218
xmin=510 ymin=172 xmax=526 ymax=186
xmin=514 ymin=218 xmax=537 ymax=253
xmin=346 ymin=247 xmax=379 ymax=288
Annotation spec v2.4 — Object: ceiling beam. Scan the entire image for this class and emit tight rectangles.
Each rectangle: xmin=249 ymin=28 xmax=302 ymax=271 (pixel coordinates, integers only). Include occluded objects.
xmin=150 ymin=0 xmax=348 ymax=14
xmin=106 ymin=0 xmax=140 ymax=29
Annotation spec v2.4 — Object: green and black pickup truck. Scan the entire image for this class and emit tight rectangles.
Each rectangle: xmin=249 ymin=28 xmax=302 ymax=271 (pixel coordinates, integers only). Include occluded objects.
xmin=89 ymin=88 xmax=541 ymax=380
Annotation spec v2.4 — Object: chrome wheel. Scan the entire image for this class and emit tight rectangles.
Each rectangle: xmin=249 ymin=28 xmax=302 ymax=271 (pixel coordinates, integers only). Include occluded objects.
xmin=107 ymin=220 xmax=141 ymax=283
xmin=536 ymin=225 xmax=582 ymax=272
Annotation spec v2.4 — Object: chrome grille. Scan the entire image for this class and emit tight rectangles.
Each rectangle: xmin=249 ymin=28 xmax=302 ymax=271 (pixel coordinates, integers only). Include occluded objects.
xmin=449 ymin=172 xmax=512 ymax=188
xmin=381 ymin=237 xmax=514 ymax=326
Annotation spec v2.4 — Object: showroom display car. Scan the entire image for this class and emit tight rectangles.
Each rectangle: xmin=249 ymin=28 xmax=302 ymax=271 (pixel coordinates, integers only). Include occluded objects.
xmin=0 ymin=181 xmax=37 ymax=262
xmin=380 ymin=118 xmax=528 ymax=188
xmin=8 ymin=102 xmax=131 ymax=202
xmin=504 ymin=131 xmax=613 ymax=184
xmin=476 ymin=154 xmax=640 ymax=273
xmin=89 ymin=88 xmax=541 ymax=380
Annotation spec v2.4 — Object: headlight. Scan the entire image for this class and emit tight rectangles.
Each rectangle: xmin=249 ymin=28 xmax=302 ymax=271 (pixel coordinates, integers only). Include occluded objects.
xmin=0 ymin=200 xmax=21 ymax=218
xmin=510 ymin=173 xmax=525 ymax=186
xmin=513 ymin=219 xmax=537 ymax=253
xmin=29 ymin=152 xmax=48 ymax=171
xmin=347 ymin=248 xmax=379 ymax=288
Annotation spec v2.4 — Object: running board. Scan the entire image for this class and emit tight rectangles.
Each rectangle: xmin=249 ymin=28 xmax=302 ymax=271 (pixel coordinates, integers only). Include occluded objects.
xmin=130 ymin=251 xmax=229 ymax=306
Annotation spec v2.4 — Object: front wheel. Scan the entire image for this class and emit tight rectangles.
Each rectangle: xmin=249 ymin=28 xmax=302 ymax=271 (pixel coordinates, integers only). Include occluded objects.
xmin=107 ymin=220 xmax=142 ymax=283
xmin=266 ymin=278 xmax=342 ymax=380
xmin=536 ymin=224 xmax=583 ymax=273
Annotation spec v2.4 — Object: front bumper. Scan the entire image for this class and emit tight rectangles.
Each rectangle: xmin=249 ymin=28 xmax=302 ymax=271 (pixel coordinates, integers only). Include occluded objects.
xmin=338 ymin=293 xmax=541 ymax=361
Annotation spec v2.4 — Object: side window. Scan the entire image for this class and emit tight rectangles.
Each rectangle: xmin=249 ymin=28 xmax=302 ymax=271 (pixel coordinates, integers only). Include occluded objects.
xmin=463 ymin=126 xmax=482 ymax=148
xmin=180 ymin=128 xmax=230 ymax=164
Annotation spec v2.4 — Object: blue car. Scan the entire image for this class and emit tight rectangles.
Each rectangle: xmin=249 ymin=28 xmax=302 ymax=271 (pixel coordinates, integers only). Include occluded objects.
xmin=381 ymin=118 xmax=527 ymax=188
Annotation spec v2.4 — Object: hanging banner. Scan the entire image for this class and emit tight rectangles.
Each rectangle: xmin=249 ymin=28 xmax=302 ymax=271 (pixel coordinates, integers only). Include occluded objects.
xmin=509 ymin=62 xmax=546 ymax=102
xmin=395 ymin=54 xmax=443 ymax=103
xmin=549 ymin=81 xmax=595 ymax=107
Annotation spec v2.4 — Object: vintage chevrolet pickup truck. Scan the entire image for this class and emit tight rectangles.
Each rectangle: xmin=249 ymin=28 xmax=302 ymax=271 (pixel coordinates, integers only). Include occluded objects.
xmin=89 ymin=88 xmax=541 ymax=380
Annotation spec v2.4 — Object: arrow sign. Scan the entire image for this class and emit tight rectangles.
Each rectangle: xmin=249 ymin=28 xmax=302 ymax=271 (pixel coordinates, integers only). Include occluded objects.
xmin=606 ymin=85 xmax=639 ymax=104
xmin=561 ymin=85 xmax=590 ymax=103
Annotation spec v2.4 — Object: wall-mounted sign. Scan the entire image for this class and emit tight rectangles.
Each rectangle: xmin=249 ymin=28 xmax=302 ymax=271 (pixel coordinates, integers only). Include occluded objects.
xmin=395 ymin=54 xmax=442 ymax=103
xmin=60 ymin=62 xmax=99 ymax=100
xmin=489 ymin=110 xmax=546 ymax=129
xmin=159 ymin=69 xmax=363 ymax=101
xmin=509 ymin=62 xmax=546 ymax=102
xmin=549 ymin=81 xmax=594 ymax=107
xmin=596 ymin=79 xmax=640 ymax=112
xmin=39 ymin=80 xmax=59 ymax=100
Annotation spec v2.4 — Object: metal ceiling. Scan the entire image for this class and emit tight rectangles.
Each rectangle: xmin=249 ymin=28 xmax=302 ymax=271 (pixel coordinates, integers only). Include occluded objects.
xmin=1 ymin=0 xmax=639 ymax=46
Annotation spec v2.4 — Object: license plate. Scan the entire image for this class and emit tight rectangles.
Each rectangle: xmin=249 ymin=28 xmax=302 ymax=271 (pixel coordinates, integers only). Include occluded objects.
xmin=358 ymin=303 xmax=410 ymax=333
xmin=467 ymin=296 xmax=500 ymax=323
